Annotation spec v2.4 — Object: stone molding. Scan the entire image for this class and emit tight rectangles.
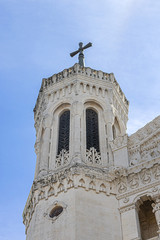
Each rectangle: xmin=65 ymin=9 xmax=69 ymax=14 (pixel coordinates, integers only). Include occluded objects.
xmin=119 ymin=203 xmax=137 ymax=213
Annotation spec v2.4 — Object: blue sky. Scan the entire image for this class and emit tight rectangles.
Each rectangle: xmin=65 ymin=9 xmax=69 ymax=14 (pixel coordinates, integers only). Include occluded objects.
xmin=0 ymin=0 xmax=160 ymax=239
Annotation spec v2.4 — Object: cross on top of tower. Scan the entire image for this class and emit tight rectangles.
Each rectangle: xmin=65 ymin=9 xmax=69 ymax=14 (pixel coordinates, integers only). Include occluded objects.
xmin=70 ymin=42 xmax=92 ymax=67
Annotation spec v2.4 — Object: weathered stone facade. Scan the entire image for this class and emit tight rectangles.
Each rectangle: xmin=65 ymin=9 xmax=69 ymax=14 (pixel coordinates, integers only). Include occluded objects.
xmin=23 ymin=63 xmax=160 ymax=240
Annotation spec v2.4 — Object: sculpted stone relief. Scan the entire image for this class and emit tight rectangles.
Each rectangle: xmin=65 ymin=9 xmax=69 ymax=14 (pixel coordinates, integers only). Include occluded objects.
xmin=128 ymin=173 xmax=139 ymax=189
xmin=116 ymin=164 xmax=160 ymax=195
xmin=117 ymin=178 xmax=127 ymax=194
xmin=128 ymin=116 xmax=160 ymax=166
xmin=111 ymin=134 xmax=128 ymax=151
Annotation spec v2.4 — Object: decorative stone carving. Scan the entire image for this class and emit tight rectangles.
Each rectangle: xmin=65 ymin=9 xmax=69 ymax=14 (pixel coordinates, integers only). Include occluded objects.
xmin=86 ymin=147 xmax=102 ymax=165
xmin=128 ymin=116 xmax=160 ymax=166
xmin=55 ymin=149 xmax=70 ymax=168
xmin=117 ymin=178 xmax=127 ymax=193
xmin=128 ymin=173 xmax=139 ymax=189
xmin=111 ymin=135 xmax=128 ymax=151
xmin=108 ymin=166 xmax=127 ymax=180
xmin=140 ymin=169 xmax=151 ymax=184
xmin=152 ymin=164 xmax=160 ymax=180
xmin=129 ymin=148 xmax=141 ymax=166
xmin=123 ymin=197 xmax=129 ymax=203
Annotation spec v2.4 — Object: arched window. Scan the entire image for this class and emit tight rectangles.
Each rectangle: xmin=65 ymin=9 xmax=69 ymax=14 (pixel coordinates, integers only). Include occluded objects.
xmin=86 ymin=109 xmax=100 ymax=152
xmin=138 ymin=200 xmax=158 ymax=239
xmin=57 ymin=110 xmax=70 ymax=154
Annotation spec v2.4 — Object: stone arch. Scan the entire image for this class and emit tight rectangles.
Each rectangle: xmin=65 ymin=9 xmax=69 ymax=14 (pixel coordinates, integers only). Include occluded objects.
xmin=112 ymin=116 xmax=121 ymax=139
xmin=68 ymin=179 xmax=74 ymax=188
xmin=89 ymin=181 xmax=96 ymax=190
xmin=38 ymin=190 xmax=45 ymax=200
xmin=48 ymin=186 xmax=54 ymax=197
xmin=99 ymin=183 xmax=106 ymax=192
xmin=84 ymin=99 xmax=105 ymax=111
xmin=79 ymin=178 xmax=85 ymax=187
xmin=134 ymin=194 xmax=158 ymax=240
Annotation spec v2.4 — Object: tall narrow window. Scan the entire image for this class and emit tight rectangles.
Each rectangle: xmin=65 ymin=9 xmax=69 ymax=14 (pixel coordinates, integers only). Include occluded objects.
xmin=57 ymin=110 xmax=70 ymax=154
xmin=86 ymin=109 xmax=100 ymax=152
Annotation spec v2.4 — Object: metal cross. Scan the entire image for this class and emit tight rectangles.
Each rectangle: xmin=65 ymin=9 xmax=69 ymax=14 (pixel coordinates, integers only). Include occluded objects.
xmin=70 ymin=42 xmax=92 ymax=67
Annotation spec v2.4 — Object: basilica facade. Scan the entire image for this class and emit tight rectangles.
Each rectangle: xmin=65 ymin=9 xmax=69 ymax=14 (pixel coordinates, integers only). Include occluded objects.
xmin=23 ymin=63 xmax=160 ymax=240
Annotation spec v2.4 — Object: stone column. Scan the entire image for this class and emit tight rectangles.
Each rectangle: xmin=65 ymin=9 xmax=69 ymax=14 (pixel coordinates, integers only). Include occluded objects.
xmin=120 ymin=204 xmax=141 ymax=240
xmin=152 ymin=198 xmax=160 ymax=237
xmin=39 ymin=114 xmax=52 ymax=177
xmin=71 ymin=101 xmax=83 ymax=164
xmin=104 ymin=109 xmax=114 ymax=166
xmin=107 ymin=122 xmax=113 ymax=142
xmin=34 ymin=140 xmax=40 ymax=179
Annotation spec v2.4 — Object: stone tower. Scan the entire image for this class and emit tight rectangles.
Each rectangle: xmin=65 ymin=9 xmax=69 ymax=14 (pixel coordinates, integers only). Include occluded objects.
xmin=23 ymin=63 xmax=160 ymax=240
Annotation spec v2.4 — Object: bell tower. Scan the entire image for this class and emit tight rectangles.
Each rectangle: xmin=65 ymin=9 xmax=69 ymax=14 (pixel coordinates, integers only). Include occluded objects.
xmin=23 ymin=63 xmax=129 ymax=240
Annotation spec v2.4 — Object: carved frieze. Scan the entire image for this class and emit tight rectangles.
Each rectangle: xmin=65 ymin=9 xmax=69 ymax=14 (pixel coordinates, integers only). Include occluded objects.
xmin=117 ymin=178 xmax=127 ymax=194
xmin=128 ymin=173 xmax=139 ymax=189
xmin=140 ymin=168 xmax=151 ymax=184
xmin=152 ymin=164 xmax=160 ymax=180
xmin=23 ymin=165 xmax=112 ymax=234
xmin=128 ymin=116 xmax=160 ymax=166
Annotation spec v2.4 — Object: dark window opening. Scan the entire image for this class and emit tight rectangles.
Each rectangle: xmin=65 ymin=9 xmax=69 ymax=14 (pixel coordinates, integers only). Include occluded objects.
xmin=138 ymin=200 xmax=158 ymax=239
xmin=86 ymin=109 xmax=100 ymax=152
xmin=58 ymin=110 xmax=70 ymax=154
xmin=49 ymin=206 xmax=63 ymax=218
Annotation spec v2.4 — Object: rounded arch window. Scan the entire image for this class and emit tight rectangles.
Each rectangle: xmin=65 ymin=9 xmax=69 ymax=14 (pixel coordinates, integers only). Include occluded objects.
xmin=86 ymin=108 xmax=100 ymax=152
xmin=49 ymin=205 xmax=63 ymax=218
xmin=138 ymin=200 xmax=158 ymax=239
xmin=57 ymin=110 xmax=70 ymax=154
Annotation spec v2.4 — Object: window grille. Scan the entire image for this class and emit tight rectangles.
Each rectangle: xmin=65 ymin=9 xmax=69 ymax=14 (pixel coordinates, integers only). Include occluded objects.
xmin=57 ymin=110 xmax=70 ymax=154
xmin=86 ymin=109 xmax=100 ymax=152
